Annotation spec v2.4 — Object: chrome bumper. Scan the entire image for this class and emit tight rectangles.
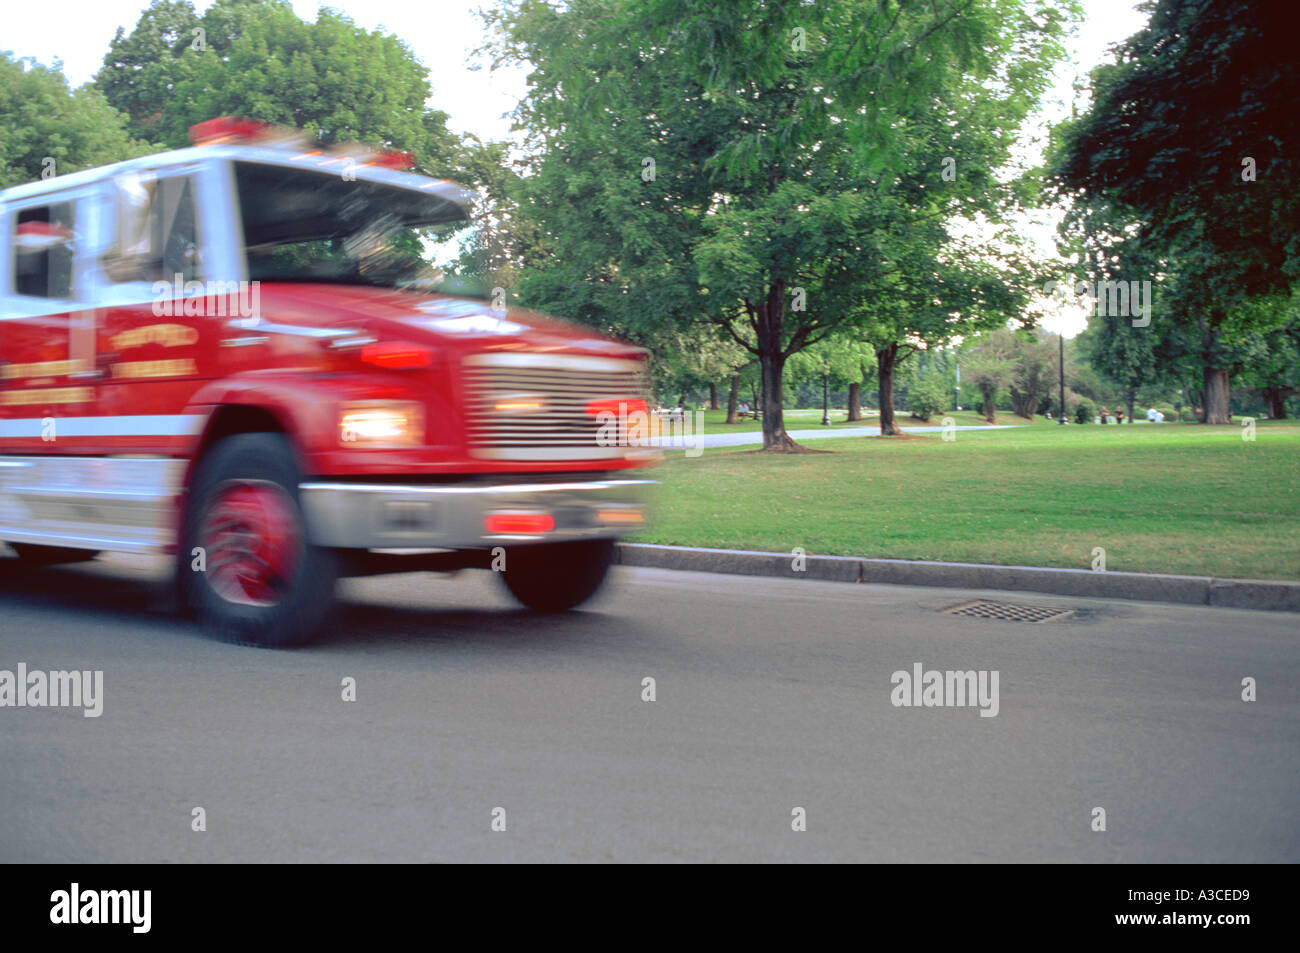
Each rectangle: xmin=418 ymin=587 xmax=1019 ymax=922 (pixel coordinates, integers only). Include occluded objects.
xmin=298 ymin=477 xmax=655 ymax=549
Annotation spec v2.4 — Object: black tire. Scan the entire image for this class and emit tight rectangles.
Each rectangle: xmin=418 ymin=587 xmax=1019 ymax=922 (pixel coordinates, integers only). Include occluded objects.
xmin=498 ymin=539 xmax=615 ymax=611
xmin=7 ymin=544 xmax=99 ymax=565
xmin=179 ymin=433 xmax=336 ymax=648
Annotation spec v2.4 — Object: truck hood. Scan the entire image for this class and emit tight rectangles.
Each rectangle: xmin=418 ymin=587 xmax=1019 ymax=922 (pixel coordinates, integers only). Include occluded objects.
xmin=254 ymin=283 xmax=646 ymax=360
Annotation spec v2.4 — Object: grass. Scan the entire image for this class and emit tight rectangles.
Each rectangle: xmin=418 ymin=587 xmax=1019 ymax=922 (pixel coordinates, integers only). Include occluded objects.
xmin=631 ymin=417 xmax=1300 ymax=580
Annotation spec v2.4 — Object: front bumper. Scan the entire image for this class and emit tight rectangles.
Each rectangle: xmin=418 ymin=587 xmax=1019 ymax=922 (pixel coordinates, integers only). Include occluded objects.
xmin=298 ymin=477 xmax=655 ymax=549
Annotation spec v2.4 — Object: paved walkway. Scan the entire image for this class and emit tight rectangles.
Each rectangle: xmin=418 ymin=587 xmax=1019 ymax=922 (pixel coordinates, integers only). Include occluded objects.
xmin=648 ymin=423 xmax=1021 ymax=450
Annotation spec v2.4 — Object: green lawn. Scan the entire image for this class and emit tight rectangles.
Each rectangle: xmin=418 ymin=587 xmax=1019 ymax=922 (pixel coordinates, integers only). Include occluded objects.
xmin=632 ymin=418 xmax=1300 ymax=580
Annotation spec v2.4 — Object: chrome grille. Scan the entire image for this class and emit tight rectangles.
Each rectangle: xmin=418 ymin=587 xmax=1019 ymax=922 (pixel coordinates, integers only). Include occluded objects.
xmin=463 ymin=353 xmax=650 ymax=461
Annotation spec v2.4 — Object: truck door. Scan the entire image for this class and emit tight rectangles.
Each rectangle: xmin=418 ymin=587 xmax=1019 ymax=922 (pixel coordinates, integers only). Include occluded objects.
xmin=95 ymin=166 xmax=228 ymax=456
xmin=0 ymin=193 xmax=94 ymax=450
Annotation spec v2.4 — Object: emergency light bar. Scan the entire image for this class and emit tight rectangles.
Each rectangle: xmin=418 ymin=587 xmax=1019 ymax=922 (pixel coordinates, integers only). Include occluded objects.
xmin=188 ymin=116 xmax=416 ymax=170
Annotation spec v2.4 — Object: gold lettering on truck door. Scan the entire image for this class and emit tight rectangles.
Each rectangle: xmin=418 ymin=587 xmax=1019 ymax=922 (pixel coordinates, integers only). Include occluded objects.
xmin=109 ymin=359 xmax=198 ymax=379
xmin=0 ymin=387 xmax=93 ymax=405
xmin=0 ymin=359 xmax=92 ymax=380
xmin=109 ymin=324 xmax=200 ymax=350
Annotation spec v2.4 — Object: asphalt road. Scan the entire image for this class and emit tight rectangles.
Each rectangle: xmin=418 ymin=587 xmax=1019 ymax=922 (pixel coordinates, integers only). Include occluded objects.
xmin=1 ymin=551 xmax=1296 ymax=863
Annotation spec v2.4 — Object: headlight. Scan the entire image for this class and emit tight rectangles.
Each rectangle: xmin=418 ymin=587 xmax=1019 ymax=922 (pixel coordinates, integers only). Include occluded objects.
xmin=338 ymin=401 xmax=424 ymax=448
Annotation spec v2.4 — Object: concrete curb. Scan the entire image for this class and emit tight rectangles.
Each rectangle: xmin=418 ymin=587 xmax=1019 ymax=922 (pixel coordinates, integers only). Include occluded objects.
xmin=615 ymin=544 xmax=1300 ymax=613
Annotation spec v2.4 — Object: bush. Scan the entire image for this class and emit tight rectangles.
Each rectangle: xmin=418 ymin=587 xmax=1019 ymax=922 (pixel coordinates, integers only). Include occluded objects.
xmin=1074 ymin=397 xmax=1096 ymax=424
xmin=907 ymin=378 xmax=949 ymax=421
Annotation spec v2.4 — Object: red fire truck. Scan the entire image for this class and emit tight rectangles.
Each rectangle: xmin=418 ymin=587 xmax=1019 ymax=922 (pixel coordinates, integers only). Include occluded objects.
xmin=0 ymin=118 xmax=654 ymax=647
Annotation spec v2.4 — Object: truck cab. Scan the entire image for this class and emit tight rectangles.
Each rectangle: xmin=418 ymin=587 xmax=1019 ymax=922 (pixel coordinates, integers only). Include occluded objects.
xmin=0 ymin=118 xmax=654 ymax=646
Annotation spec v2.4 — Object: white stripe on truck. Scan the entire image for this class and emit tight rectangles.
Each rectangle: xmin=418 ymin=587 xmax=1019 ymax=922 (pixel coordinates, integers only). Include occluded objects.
xmin=0 ymin=415 xmax=205 ymax=438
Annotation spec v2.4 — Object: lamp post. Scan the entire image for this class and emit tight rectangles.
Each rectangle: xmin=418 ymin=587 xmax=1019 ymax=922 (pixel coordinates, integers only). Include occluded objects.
xmin=822 ymin=372 xmax=831 ymax=426
xmin=1058 ymin=332 xmax=1067 ymax=425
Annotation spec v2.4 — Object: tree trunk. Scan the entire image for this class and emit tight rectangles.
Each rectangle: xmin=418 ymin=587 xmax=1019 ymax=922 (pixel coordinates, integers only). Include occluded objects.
xmin=708 ymin=381 xmax=719 ymax=411
xmin=1010 ymin=389 xmax=1038 ymax=419
xmin=754 ymin=281 xmax=802 ymax=451
xmin=1203 ymin=367 xmax=1231 ymax=425
xmin=1265 ymin=386 xmax=1288 ymax=419
xmin=876 ymin=344 xmax=904 ymax=436
xmin=980 ymin=386 xmax=997 ymax=424
xmin=1126 ymin=388 xmax=1136 ymax=426
xmin=725 ymin=374 xmax=740 ymax=424
xmin=847 ymin=381 xmax=862 ymax=421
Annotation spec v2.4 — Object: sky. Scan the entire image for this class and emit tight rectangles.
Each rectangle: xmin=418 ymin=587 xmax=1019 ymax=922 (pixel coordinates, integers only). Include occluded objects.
xmin=5 ymin=0 xmax=1153 ymax=334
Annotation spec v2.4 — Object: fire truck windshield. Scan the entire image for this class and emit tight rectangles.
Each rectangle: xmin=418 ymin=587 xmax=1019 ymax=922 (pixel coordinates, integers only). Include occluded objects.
xmin=234 ymin=160 xmax=478 ymax=292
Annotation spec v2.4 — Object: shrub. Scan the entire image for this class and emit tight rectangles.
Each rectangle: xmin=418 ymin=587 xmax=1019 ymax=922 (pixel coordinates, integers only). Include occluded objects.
xmin=907 ymin=378 xmax=949 ymax=421
xmin=1074 ymin=397 xmax=1096 ymax=424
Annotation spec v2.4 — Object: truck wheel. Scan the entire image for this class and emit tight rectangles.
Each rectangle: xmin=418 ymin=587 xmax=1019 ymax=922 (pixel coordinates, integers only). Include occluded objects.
xmin=499 ymin=539 xmax=615 ymax=611
xmin=7 ymin=544 xmax=100 ymax=565
xmin=180 ymin=433 xmax=336 ymax=648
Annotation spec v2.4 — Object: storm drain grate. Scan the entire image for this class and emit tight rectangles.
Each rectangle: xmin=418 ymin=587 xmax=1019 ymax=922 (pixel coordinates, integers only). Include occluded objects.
xmin=942 ymin=600 xmax=1074 ymax=623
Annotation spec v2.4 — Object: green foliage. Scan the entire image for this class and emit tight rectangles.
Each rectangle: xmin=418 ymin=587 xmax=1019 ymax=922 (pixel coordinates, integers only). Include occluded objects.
xmin=486 ymin=0 xmax=1078 ymax=447
xmin=1051 ymin=0 xmax=1299 ymax=297
xmin=96 ymin=0 xmax=460 ymax=174
xmin=1049 ymin=0 xmax=1299 ymax=420
xmin=0 ymin=52 xmax=156 ymax=189
xmin=1235 ymin=293 xmax=1300 ymax=411
xmin=907 ymin=376 xmax=950 ymax=421
xmin=1007 ymin=330 xmax=1057 ymax=418
xmin=1074 ymin=397 xmax=1095 ymax=424
xmin=963 ymin=327 xmax=1018 ymax=419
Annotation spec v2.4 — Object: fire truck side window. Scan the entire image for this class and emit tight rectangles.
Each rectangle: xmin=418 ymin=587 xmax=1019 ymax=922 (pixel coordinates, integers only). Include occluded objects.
xmin=111 ymin=175 xmax=202 ymax=285
xmin=12 ymin=203 xmax=76 ymax=299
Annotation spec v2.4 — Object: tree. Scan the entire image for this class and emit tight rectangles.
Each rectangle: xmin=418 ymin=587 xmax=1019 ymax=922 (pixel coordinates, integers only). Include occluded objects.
xmin=95 ymin=0 xmax=205 ymax=144
xmin=97 ymin=0 xmax=461 ymax=174
xmin=858 ymin=229 xmax=1043 ymax=434
xmin=1236 ymin=294 xmax=1300 ymax=419
xmin=1050 ymin=0 xmax=1300 ymax=423
xmin=1007 ymin=330 xmax=1060 ymax=419
xmin=906 ymin=375 xmax=950 ymax=421
xmin=803 ymin=336 xmax=877 ymax=421
xmin=963 ymin=328 xmax=1017 ymax=423
xmin=0 ymin=52 xmax=154 ymax=189
xmin=487 ymin=0 xmax=1073 ymax=451
xmin=1078 ymin=311 xmax=1157 ymax=425
xmin=446 ymin=136 xmax=540 ymax=295
xmin=661 ymin=327 xmax=751 ymax=416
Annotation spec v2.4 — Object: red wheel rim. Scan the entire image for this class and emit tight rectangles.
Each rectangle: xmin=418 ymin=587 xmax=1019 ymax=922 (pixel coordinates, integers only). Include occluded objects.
xmin=198 ymin=480 xmax=302 ymax=607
